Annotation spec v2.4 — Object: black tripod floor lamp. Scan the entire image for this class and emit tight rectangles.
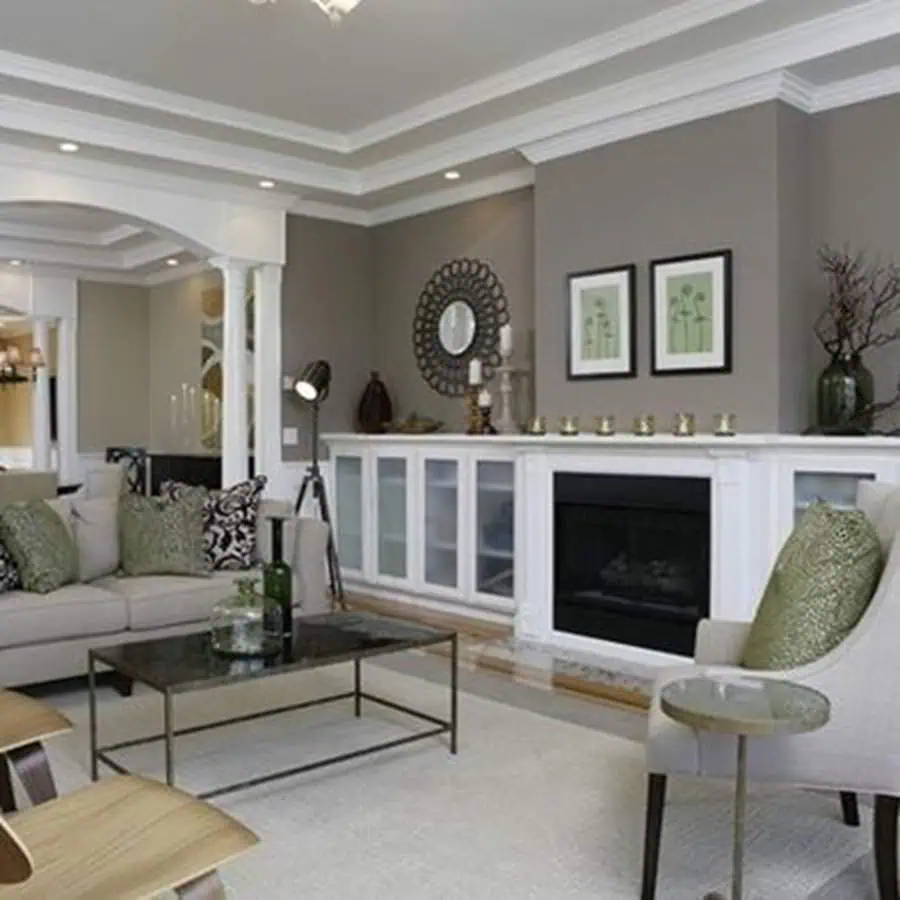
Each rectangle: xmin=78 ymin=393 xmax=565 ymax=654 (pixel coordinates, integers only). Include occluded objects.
xmin=292 ymin=359 xmax=345 ymax=611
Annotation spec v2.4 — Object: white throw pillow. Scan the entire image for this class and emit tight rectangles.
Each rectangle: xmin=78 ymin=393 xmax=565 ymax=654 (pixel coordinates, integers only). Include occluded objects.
xmin=83 ymin=464 xmax=125 ymax=499
xmin=71 ymin=496 xmax=120 ymax=582
xmin=857 ymin=481 xmax=900 ymax=556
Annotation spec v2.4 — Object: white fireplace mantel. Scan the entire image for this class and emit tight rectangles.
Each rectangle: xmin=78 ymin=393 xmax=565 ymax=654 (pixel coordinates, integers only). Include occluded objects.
xmin=323 ymin=433 xmax=900 ymax=666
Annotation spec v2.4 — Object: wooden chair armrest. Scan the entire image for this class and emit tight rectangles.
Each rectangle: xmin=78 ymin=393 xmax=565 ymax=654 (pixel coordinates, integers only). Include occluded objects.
xmin=0 ymin=692 xmax=71 ymax=754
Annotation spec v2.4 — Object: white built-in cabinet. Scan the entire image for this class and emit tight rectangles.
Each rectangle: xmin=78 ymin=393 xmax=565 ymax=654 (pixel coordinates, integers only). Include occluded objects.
xmin=328 ymin=439 xmax=516 ymax=616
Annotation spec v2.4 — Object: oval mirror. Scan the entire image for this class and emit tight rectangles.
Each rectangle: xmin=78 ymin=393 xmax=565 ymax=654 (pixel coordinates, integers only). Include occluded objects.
xmin=438 ymin=300 xmax=476 ymax=356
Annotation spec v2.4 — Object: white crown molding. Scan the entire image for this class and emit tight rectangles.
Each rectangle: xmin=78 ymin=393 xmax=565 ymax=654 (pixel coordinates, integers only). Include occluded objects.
xmin=143 ymin=260 xmax=211 ymax=287
xmin=812 ymin=64 xmax=900 ymax=112
xmin=0 ymin=238 xmax=116 ymax=269
xmin=0 ymin=49 xmax=349 ymax=154
xmin=98 ymin=224 xmax=144 ymax=246
xmin=41 ymin=265 xmax=148 ymax=285
xmin=119 ymin=239 xmax=183 ymax=270
xmin=367 ymin=169 xmax=535 ymax=226
xmin=288 ymin=199 xmax=371 ymax=227
xmin=347 ymin=0 xmax=771 ymax=149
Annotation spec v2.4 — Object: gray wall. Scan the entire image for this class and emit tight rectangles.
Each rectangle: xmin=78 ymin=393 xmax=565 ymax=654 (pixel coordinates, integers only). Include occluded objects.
xmin=282 ymin=214 xmax=375 ymax=460
xmin=534 ymin=104 xmax=783 ymax=432
xmin=372 ymin=189 xmax=535 ymax=430
xmin=810 ymin=95 xmax=900 ymax=416
xmin=77 ymin=281 xmax=150 ymax=452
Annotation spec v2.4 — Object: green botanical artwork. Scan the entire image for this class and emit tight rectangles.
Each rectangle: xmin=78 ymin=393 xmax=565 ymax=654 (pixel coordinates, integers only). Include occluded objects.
xmin=665 ymin=272 xmax=713 ymax=354
xmin=580 ymin=286 xmax=620 ymax=361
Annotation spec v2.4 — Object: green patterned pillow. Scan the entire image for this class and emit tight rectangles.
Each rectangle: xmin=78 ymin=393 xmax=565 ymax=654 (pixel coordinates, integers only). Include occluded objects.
xmin=0 ymin=500 xmax=79 ymax=594
xmin=119 ymin=493 xmax=208 ymax=577
xmin=741 ymin=500 xmax=882 ymax=670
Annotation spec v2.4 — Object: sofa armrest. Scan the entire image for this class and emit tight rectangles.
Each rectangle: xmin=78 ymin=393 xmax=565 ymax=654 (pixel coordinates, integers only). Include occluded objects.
xmin=694 ymin=619 xmax=752 ymax=665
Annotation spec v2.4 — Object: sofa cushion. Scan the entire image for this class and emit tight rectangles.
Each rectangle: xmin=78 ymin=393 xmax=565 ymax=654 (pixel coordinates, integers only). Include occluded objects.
xmin=71 ymin=496 xmax=120 ymax=582
xmin=0 ymin=500 xmax=79 ymax=594
xmin=741 ymin=500 xmax=883 ymax=670
xmin=119 ymin=494 xmax=208 ymax=577
xmin=0 ymin=584 xmax=127 ymax=649
xmin=101 ymin=572 xmax=237 ymax=631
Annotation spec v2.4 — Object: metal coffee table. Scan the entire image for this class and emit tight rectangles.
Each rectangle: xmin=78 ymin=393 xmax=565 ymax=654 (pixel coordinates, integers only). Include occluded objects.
xmin=661 ymin=674 xmax=830 ymax=900
xmin=88 ymin=612 xmax=458 ymax=800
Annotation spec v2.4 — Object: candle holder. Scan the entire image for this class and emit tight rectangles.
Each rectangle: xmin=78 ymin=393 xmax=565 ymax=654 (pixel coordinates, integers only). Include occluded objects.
xmin=478 ymin=405 xmax=498 ymax=435
xmin=594 ymin=415 xmax=616 ymax=436
xmin=466 ymin=388 xmax=482 ymax=435
xmin=633 ymin=414 xmax=656 ymax=437
xmin=672 ymin=412 xmax=696 ymax=437
xmin=713 ymin=412 xmax=737 ymax=436
xmin=559 ymin=416 xmax=580 ymax=436
xmin=526 ymin=416 xmax=546 ymax=436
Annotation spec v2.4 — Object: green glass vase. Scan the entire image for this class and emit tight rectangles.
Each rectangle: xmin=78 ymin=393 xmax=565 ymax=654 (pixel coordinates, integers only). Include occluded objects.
xmin=263 ymin=517 xmax=293 ymax=644
xmin=816 ymin=352 xmax=874 ymax=433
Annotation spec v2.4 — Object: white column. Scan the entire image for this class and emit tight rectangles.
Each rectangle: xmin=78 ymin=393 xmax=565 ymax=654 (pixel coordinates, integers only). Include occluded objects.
xmin=253 ymin=264 xmax=283 ymax=492
xmin=30 ymin=318 xmax=52 ymax=471
xmin=210 ymin=258 xmax=251 ymax=487
xmin=56 ymin=315 xmax=79 ymax=484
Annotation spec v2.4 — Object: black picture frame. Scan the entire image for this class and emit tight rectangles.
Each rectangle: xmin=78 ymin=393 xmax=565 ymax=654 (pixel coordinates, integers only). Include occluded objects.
xmin=566 ymin=263 xmax=638 ymax=381
xmin=649 ymin=249 xmax=733 ymax=376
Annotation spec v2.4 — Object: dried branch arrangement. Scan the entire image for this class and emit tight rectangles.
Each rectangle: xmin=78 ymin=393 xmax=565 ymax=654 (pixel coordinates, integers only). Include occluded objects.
xmin=815 ymin=245 xmax=900 ymax=357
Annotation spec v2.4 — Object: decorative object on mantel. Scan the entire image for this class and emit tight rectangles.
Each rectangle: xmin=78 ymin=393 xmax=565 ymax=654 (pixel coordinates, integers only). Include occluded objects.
xmin=389 ymin=413 xmax=443 ymax=435
xmin=811 ymin=245 xmax=900 ymax=435
xmin=477 ymin=389 xmax=498 ymax=435
xmin=651 ymin=249 xmax=733 ymax=376
xmin=495 ymin=323 xmax=519 ymax=434
xmin=413 ymin=258 xmax=510 ymax=397
xmin=356 ymin=371 xmax=393 ymax=434
xmin=713 ymin=413 xmax=737 ymax=436
xmin=672 ymin=412 xmax=696 ymax=437
xmin=594 ymin=415 xmax=616 ymax=436
xmin=633 ymin=415 xmax=655 ymax=436
xmin=559 ymin=416 xmax=580 ymax=436
xmin=567 ymin=264 xmax=637 ymax=380
xmin=526 ymin=416 xmax=547 ymax=436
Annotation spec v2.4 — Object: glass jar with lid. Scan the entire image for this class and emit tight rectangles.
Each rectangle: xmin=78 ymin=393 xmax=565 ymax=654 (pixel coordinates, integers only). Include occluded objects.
xmin=210 ymin=574 xmax=283 ymax=658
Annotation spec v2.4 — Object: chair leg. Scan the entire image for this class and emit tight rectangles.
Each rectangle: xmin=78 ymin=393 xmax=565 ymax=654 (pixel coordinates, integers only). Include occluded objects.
xmin=176 ymin=870 xmax=227 ymax=899
xmin=0 ymin=756 xmax=14 ymax=813
xmin=874 ymin=794 xmax=899 ymax=900
xmin=7 ymin=742 xmax=57 ymax=806
xmin=840 ymin=791 xmax=861 ymax=827
xmin=641 ymin=773 xmax=667 ymax=900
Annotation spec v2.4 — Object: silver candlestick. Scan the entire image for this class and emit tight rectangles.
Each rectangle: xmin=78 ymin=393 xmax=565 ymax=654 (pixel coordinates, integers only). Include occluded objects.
xmin=496 ymin=352 xmax=517 ymax=435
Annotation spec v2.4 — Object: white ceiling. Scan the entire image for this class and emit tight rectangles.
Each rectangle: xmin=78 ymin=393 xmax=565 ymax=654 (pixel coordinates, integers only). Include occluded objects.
xmin=0 ymin=0 xmax=897 ymax=281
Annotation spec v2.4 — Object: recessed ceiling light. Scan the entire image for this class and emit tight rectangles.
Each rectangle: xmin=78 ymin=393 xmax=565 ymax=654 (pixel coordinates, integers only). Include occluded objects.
xmin=166 ymin=258 xmax=180 ymax=267
xmin=59 ymin=141 xmax=80 ymax=153
xmin=444 ymin=170 xmax=461 ymax=181
xmin=8 ymin=260 xmax=22 ymax=267
xmin=258 ymin=179 xmax=276 ymax=189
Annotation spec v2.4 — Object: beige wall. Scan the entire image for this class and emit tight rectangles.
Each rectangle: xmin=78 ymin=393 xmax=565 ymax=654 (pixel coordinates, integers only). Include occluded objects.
xmin=78 ymin=281 xmax=150 ymax=453
xmin=372 ymin=189 xmax=535 ymax=429
xmin=148 ymin=270 xmax=219 ymax=453
xmin=282 ymin=214 xmax=375 ymax=460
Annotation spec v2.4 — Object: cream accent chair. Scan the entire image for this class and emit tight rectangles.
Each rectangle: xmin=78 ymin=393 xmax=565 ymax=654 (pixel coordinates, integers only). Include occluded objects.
xmin=641 ymin=483 xmax=900 ymax=900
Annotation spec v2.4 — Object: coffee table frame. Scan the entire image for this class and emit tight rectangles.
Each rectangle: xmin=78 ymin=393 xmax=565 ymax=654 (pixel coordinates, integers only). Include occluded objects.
xmin=88 ymin=632 xmax=458 ymax=801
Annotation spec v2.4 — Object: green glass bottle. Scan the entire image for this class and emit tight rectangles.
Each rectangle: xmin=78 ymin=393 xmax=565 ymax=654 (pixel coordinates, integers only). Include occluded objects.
xmin=263 ymin=516 xmax=293 ymax=645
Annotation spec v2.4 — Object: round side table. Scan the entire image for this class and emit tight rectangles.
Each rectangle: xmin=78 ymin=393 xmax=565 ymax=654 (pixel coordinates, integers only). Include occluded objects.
xmin=660 ymin=674 xmax=830 ymax=900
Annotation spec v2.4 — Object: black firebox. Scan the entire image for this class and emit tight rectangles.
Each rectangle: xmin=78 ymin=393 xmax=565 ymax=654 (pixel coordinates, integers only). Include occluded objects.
xmin=553 ymin=473 xmax=711 ymax=656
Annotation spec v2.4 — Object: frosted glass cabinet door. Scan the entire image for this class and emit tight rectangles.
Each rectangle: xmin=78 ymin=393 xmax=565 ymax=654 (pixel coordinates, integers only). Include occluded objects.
xmin=476 ymin=461 xmax=515 ymax=598
xmin=377 ymin=456 xmax=408 ymax=579
xmin=794 ymin=470 xmax=874 ymax=524
xmin=334 ymin=455 xmax=363 ymax=572
xmin=424 ymin=459 xmax=459 ymax=589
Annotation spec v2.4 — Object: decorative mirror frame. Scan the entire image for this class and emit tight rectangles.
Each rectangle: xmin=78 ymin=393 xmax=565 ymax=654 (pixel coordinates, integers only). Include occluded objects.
xmin=412 ymin=258 xmax=510 ymax=396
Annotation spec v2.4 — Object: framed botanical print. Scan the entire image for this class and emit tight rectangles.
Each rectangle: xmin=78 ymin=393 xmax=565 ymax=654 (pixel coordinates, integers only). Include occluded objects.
xmin=651 ymin=249 xmax=733 ymax=375
xmin=567 ymin=264 xmax=637 ymax=379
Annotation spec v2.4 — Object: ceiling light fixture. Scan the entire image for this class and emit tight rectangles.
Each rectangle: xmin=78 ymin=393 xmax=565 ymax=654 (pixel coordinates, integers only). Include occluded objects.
xmin=59 ymin=141 xmax=80 ymax=153
xmin=444 ymin=170 xmax=461 ymax=181
xmin=258 ymin=179 xmax=276 ymax=189
xmin=166 ymin=258 xmax=180 ymax=267
xmin=0 ymin=340 xmax=45 ymax=386
xmin=8 ymin=260 xmax=22 ymax=267
xmin=249 ymin=0 xmax=364 ymax=23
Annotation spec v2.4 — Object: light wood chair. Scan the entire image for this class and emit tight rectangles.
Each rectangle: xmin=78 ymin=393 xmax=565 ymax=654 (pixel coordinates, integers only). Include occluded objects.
xmin=0 ymin=774 xmax=257 ymax=898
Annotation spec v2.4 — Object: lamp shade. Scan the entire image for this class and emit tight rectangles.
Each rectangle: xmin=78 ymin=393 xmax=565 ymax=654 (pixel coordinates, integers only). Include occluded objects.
xmin=294 ymin=360 xmax=331 ymax=403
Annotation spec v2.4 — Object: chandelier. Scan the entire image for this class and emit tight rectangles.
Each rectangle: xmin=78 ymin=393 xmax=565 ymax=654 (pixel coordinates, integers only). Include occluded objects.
xmin=248 ymin=0 xmax=364 ymax=23
xmin=0 ymin=340 xmax=45 ymax=386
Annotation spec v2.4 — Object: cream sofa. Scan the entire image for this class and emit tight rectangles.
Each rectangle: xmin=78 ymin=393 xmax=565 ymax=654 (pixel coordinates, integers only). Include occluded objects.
xmin=0 ymin=468 xmax=330 ymax=687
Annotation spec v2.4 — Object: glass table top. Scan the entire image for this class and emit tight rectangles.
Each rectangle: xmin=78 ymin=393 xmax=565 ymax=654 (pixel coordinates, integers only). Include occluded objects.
xmin=91 ymin=612 xmax=455 ymax=694
xmin=660 ymin=675 xmax=830 ymax=737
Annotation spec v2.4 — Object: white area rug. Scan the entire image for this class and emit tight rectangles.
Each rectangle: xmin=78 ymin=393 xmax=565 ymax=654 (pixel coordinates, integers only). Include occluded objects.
xmin=45 ymin=665 xmax=868 ymax=899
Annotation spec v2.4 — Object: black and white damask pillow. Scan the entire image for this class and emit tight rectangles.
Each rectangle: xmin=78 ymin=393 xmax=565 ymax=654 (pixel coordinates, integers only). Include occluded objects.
xmin=0 ymin=539 xmax=21 ymax=593
xmin=162 ymin=475 xmax=267 ymax=571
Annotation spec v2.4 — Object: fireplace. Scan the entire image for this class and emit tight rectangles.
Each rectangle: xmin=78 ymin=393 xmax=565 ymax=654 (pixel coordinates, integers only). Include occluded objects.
xmin=554 ymin=473 xmax=711 ymax=656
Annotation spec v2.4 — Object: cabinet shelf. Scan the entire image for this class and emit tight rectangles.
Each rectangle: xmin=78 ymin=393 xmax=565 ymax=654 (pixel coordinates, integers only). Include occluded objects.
xmin=478 ymin=545 xmax=513 ymax=561
xmin=427 ymin=480 xmax=458 ymax=491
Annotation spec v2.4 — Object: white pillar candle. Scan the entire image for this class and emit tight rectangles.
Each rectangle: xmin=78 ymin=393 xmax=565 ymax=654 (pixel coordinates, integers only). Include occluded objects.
xmin=477 ymin=388 xmax=491 ymax=408
xmin=499 ymin=324 xmax=513 ymax=358
xmin=468 ymin=358 xmax=482 ymax=385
